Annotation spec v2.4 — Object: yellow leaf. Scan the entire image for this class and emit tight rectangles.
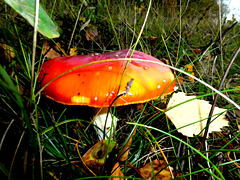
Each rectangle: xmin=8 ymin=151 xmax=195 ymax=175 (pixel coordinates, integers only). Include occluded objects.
xmin=166 ymin=92 xmax=228 ymax=137
xmin=189 ymin=72 xmax=195 ymax=82
xmin=185 ymin=64 xmax=193 ymax=72
xmin=80 ymin=16 xmax=86 ymax=23
xmin=134 ymin=5 xmax=145 ymax=13
xmin=70 ymin=48 xmax=77 ymax=56
xmin=185 ymin=64 xmax=195 ymax=82
xmin=234 ymin=85 xmax=240 ymax=93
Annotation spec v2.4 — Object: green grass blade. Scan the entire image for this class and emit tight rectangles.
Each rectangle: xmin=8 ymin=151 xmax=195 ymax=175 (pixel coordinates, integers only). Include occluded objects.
xmin=129 ymin=122 xmax=225 ymax=179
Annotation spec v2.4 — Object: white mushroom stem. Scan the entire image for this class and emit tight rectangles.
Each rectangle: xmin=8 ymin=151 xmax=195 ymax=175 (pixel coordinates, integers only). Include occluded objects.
xmin=93 ymin=107 xmax=118 ymax=140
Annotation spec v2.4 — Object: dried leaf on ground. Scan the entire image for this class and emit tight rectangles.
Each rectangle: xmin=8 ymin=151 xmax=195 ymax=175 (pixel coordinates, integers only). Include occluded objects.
xmin=69 ymin=47 xmax=77 ymax=56
xmin=185 ymin=64 xmax=195 ymax=82
xmin=118 ymin=127 xmax=136 ymax=162
xmin=82 ymin=140 xmax=115 ymax=172
xmin=176 ymin=75 xmax=184 ymax=85
xmin=42 ymin=42 xmax=67 ymax=59
xmin=109 ymin=162 xmax=124 ymax=180
xmin=134 ymin=5 xmax=145 ymax=13
xmin=233 ymin=85 xmax=240 ymax=93
xmin=86 ymin=25 xmax=98 ymax=41
xmin=166 ymin=92 xmax=228 ymax=137
xmin=79 ymin=16 xmax=86 ymax=23
xmin=139 ymin=159 xmax=182 ymax=180
xmin=0 ymin=43 xmax=15 ymax=61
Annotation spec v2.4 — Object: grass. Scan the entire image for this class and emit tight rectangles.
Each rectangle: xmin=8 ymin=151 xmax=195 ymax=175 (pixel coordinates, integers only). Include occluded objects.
xmin=0 ymin=0 xmax=240 ymax=179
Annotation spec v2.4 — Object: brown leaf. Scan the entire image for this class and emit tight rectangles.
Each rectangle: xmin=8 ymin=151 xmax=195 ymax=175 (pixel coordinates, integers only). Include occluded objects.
xmin=139 ymin=159 xmax=182 ymax=180
xmin=86 ymin=25 xmax=98 ymax=41
xmin=148 ymin=35 xmax=158 ymax=41
xmin=42 ymin=41 xmax=67 ymax=59
xmin=109 ymin=162 xmax=124 ymax=180
xmin=176 ymin=75 xmax=184 ymax=85
xmin=118 ymin=127 xmax=136 ymax=162
xmin=136 ymin=103 xmax=144 ymax=110
xmin=233 ymin=109 xmax=240 ymax=117
xmin=82 ymin=140 xmax=115 ymax=172
xmin=193 ymin=48 xmax=201 ymax=54
xmin=166 ymin=92 xmax=228 ymax=137
xmin=0 ymin=43 xmax=15 ymax=61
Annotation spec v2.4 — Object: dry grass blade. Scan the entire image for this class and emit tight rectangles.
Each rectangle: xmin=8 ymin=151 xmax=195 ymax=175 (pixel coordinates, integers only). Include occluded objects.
xmin=201 ymin=47 xmax=240 ymax=149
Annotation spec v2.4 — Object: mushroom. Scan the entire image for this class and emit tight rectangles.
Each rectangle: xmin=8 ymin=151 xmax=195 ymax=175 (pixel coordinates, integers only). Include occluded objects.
xmin=38 ymin=49 xmax=175 ymax=139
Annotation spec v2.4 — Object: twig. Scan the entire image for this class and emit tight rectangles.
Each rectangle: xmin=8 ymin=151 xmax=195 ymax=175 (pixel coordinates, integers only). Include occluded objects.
xmin=30 ymin=0 xmax=39 ymax=100
xmin=103 ymin=78 xmax=134 ymax=139
xmin=67 ymin=2 xmax=84 ymax=53
xmin=201 ymin=47 xmax=240 ymax=150
xmin=0 ymin=119 xmax=14 ymax=151
xmin=8 ymin=131 xmax=25 ymax=180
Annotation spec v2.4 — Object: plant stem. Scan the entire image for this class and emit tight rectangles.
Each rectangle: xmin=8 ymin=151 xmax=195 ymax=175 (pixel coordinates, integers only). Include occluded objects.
xmin=201 ymin=47 xmax=240 ymax=150
xmin=30 ymin=0 xmax=39 ymax=101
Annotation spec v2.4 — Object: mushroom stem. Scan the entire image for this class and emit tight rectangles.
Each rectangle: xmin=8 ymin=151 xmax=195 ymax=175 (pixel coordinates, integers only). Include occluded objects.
xmin=93 ymin=108 xmax=118 ymax=140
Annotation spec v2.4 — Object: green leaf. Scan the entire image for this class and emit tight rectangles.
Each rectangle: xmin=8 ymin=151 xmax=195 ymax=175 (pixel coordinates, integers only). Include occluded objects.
xmin=4 ymin=0 xmax=61 ymax=38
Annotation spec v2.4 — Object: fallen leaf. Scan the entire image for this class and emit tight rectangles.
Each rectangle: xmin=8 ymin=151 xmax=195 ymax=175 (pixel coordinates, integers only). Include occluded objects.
xmin=109 ymin=162 xmax=124 ymax=180
xmin=176 ymin=75 xmax=184 ymax=85
xmin=148 ymin=35 xmax=158 ymax=41
xmin=233 ymin=109 xmax=240 ymax=117
xmin=118 ymin=127 xmax=136 ymax=162
xmin=139 ymin=159 xmax=182 ymax=180
xmin=166 ymin=92 xmax=228 ymax=137
xmin=69 ymin=47 xmax=77 ymax=56
xmin=188 ymin=72 xmax=195 ymax=82
xmin=42 ymin=41 xmax=67 ymax=59
xmin=185 ymin=64 xmax=193 ymax=72
xmin=86 ymin=25 xmax=98 ymax=41
xmin=79 ymin=16 xmax=86 ymax=23
xmin=233 ymin=85 xmax=240 ymax=93
xmin=185 ymin=64 xmax=195 ymax=82
xmin=193 ymin=48 xmax=201 ymax=54
xmin=134 ymin=4 xmax=145 ymax=13
xmin=0 ymin=43 xmax=15 ymax=61
xmin=82 ymin=139 xmax=115 ymax=172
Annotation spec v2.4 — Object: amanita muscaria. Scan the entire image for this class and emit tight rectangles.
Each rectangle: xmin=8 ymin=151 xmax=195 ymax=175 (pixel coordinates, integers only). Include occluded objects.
xmin=38 ymin=49 xmax=175 ymax=139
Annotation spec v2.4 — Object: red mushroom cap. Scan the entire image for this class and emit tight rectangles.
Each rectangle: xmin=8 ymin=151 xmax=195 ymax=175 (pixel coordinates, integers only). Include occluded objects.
xmin=38 ymin=49 xmax=175 ymax=107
